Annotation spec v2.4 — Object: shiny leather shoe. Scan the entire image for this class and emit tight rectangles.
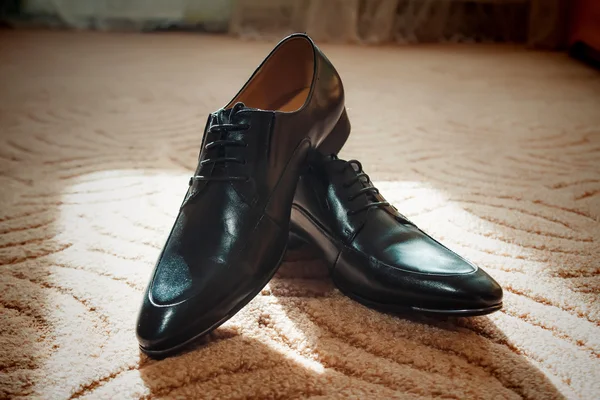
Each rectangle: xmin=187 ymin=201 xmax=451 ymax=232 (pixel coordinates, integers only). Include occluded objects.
xmin=290 ymin=154 xmax=503 ymax=316
xmin=136 ymin=33 xmax=350 ymax=357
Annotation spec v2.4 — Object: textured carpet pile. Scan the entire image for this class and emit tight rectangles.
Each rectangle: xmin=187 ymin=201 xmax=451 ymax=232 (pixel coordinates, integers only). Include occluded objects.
xmin=0 ymin=31 xmax=599 ymax=399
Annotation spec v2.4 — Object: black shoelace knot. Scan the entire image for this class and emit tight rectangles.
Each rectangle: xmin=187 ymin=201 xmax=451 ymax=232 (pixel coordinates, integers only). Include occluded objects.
xmin=189 ymin=102 xmax=250 ymax=185
xmin=332 ymin=157 xmax=390 ymax=216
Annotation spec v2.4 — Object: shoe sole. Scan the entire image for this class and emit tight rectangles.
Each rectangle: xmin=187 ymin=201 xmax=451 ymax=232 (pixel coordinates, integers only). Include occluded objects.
xmin=290 ymin=205 xmax=502 ymax=317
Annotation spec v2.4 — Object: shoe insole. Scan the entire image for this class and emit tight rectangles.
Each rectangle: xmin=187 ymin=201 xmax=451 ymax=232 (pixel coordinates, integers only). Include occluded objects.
xmin=270 ymin=87 xmax=311 ymax=112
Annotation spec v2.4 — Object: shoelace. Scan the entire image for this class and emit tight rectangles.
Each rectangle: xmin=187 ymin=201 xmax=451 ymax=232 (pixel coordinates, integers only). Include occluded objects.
xmin=329 ymin=156 xmax=390 ymax=216
xmin=189 ymin=102 xmax=250 ymax=185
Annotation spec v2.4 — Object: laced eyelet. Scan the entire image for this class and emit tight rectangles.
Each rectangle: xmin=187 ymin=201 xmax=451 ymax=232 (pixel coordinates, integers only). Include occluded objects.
xmin=325 ymin=158 xmax=391 ymax=216
xmin=190 ymin=102 xmax=251 ymax=183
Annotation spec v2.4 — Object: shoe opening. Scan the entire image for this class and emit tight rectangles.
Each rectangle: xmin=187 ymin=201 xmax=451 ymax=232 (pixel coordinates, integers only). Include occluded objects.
xmin=226 ymin=36 xmax=315 ymax=112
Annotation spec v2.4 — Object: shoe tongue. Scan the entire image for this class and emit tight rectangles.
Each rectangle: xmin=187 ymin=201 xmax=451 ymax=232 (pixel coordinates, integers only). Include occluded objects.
xmin=341 ymin=158 xmax=378 ymax=203
xmin=346 ymin=160 xmax=370 ymax=187
xmin=216 ymin=102 xmax=245 ymax=125
xmin=316 ymin=153 xmax=341 ymax=168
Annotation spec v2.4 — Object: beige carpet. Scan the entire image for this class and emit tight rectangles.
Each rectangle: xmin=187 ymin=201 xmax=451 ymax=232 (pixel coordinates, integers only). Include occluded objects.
xmin=1 ymin=31 xmax=599 ymax=400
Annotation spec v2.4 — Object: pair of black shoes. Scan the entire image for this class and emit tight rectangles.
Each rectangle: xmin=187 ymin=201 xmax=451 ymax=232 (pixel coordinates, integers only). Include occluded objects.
xmin=136 ymin=34 xmax=502 ymax=357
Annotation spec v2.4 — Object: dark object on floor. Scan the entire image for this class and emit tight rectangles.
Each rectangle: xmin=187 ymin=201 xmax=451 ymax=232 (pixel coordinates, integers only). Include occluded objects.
xmin=136 ymin=33 xmax=349 ymax=358
xmin=568 ymin=0 xmax=600 ymax=67
xmin=290 ymin=153 xmax=503 ymax=316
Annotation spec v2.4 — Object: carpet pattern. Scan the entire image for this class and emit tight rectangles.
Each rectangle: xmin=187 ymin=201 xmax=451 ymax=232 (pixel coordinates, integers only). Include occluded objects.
xmin=0 ymin=31 xmax=599 ymax=399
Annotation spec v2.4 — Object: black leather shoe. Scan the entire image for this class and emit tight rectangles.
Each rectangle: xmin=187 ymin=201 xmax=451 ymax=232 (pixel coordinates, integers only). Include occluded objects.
xmin=290 ymin=154 xmax=503 ymax=316
xmin=136 ymin=33 xmax=350 ymax=357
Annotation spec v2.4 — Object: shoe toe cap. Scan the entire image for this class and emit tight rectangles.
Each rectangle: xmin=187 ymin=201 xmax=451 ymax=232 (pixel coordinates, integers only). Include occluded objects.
xmin=136 ymin=296 xmax=194 ymax=354
xmin=434 ymin=268 xmax=503 ymax=312
xmin=388 ymin=263 xmax=503 ymax=313
xmin=136 ymin=266 xmax=224 ymax=354
xmin=334 ymin=246 xmax=503 ymax=314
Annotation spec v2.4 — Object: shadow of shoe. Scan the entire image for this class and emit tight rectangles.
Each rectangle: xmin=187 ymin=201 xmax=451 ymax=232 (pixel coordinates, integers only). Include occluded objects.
xmin=129 ymin=253 xmax=569 ymax=399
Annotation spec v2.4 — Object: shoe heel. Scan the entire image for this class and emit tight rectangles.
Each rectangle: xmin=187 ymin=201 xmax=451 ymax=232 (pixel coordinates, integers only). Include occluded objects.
xmin=318 ymin=108 xmax=351 ymax=155
xmin=287 ymin=230 xmax=309 ymax=250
